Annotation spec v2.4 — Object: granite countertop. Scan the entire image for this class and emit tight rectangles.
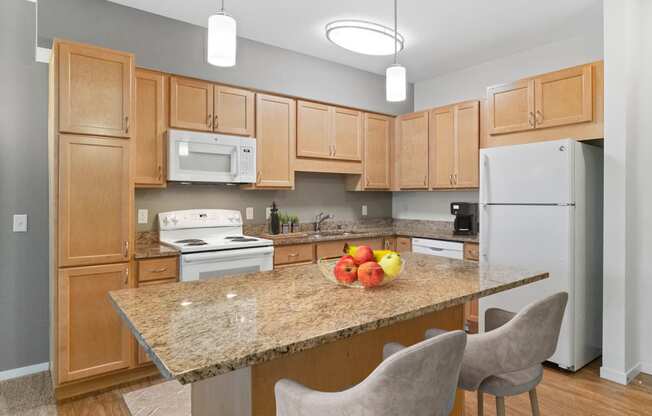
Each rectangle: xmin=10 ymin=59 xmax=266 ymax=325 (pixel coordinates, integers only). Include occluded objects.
xmin=261 ymin=227 xmax=479 ymax=246
xmin=109 ymin=252 xmax=546 ymax=385
xmin=134 ymin=241 xmax=180 ymax=260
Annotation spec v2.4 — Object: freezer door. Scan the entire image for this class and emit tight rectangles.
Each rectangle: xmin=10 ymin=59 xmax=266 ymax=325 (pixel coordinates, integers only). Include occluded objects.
xmin=479 ymin=204 xmax=575 ymax=370
xmin=480 ymin=139 xmax=574 ymax=204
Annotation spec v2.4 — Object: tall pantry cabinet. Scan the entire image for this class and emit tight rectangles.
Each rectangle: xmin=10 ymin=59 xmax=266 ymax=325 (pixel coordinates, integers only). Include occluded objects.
xmin=49 ymin=40 xmax=145 ymax=398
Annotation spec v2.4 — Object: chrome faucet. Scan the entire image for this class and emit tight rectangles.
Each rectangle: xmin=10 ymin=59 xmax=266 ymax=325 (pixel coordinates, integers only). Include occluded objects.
xmin=314 ymin=212 xmax=334 ymax=232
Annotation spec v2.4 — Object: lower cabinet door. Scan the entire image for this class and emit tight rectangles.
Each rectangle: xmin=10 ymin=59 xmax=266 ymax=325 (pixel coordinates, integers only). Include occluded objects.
xmin=57 ymin=263 xmax=131 ymax=383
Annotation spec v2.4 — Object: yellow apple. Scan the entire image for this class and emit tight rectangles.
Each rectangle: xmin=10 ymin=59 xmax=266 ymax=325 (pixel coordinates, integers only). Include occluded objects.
xmin=379 ymin=252 xmax=402 ymax=279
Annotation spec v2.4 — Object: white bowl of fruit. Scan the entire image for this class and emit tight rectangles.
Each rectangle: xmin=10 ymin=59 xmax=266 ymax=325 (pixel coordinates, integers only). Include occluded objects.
xmin=318 ymin=243 xmax=404 ymax=289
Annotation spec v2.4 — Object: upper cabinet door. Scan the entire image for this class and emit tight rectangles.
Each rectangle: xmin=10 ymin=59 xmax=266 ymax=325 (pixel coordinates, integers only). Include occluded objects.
xmin=57 ymin=263 xmax=131 ymax=383
xmin=398 ymin=112 xmax=429 ymax=189
xmin=332 ymin=108 xmax=362 ymax=161
xmin=58 ymin=135 xmax=131 ymax=267
xmin=534 ymin=65 xmax=593 ymax=129
xmin=169 ymin=76 xmax=214 ymax=131
xmin=58 ymin=42 xmax=133 ymax=138
xmin=429 ymin=106 xmax=455 ymax=188
xmin=487 ymin=79 xmax=534 ymax=135
xmin=214 ymin=85 xmax=255 ymax=136
xmin=454 ymin=101 xmax=480 ymax=188
xmin=134 ymin=69 xmax=166 ymax=187
xmin=363 ymin=113 xmax=391 ymax=189
xmin=297 ymin=101 xmax=332 ymax=159
xmin=255 ymin=94 xmax=296 ymax=188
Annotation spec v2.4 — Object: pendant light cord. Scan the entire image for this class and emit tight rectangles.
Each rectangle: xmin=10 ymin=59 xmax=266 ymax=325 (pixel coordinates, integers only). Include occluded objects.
xmin=220 ymin=0 xmax=225 ymax=12
xmin=394 ymin=0 xmax=398 ymax=65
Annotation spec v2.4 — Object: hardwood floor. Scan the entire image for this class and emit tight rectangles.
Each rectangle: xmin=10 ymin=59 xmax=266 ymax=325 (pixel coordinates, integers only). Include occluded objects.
xmin=465 ymin=360 xmax=652 ymax=416
xmin=2 ymin=360 xmax=651 ymax=415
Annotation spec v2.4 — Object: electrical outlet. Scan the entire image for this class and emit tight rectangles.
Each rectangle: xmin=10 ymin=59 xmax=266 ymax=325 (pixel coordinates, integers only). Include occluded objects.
xmin=12 ymin=214 xmax=27 ymax=232
xmin=246 ymin=207 xmax=254 ymax=220
xmin=138 ymin=209 xmax=148 ymax=224
xmin=266 ymin=207 xmax=272 ymax=220
xmin=362 ymin=205 xmax=368 ymax=216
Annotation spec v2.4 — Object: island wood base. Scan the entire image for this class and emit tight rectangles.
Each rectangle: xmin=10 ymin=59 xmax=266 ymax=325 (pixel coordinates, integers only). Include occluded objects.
xmin=191 ymin=304 xmax=465 ymax=416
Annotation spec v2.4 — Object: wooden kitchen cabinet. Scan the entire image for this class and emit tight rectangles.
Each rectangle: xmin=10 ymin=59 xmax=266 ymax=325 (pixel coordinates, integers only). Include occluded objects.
xmin=57 ymin=263 xmax=132 ymax=382
xmin=214 ymin=85 xmax=255 ymax=136
xmin=297 ymin=100 xmax=363 ymax=162
xmin=463 ymin=242 xmax=479 ymax=261
xmin=58 ymin=41 xmax=134 ymax=138
xmin=454 ymin=101 xmax=480 ymax=188
xmin=397 ymin=111 xmax=429 ymax=189
xmin=429 ymin=106 xmax=455 ymax=188
xmin=383 ymin=237 xmax=397 ymax=251
xmin=253 ymin=94 xmax=296 ymax=188
xmin=396 ymin=237 xmax=412 ymax=252
xmin=487 ymin=79 xmax=534 ymax=135
xmin=463 ymin=242 xmax=480 ymax=333
xmin=534 ymin=64 xmax=592 ymax=129
xmin=58 ymin=135 xmax=131 ymax=267
xmin=332 ymin=107 xmax=363 ymax=161
xmin=169 ymin=76 xmax=214 ymax=131
xmin=363 ymin=113 xmax=392 ymax=189
xmin=429 ymin=101 xmax=479 ymax=189
xmin=487 ymin=63 xmax=595 ymax=137
xmin=274 ymin=244 xmax=315 ymax=266
xmin=315 ymin=238 xmax=384 ymax=260
xmin=134 ymin=69 xmax=166 ymax=187
xmin=297 ymin=101 xmax=332 ymax=159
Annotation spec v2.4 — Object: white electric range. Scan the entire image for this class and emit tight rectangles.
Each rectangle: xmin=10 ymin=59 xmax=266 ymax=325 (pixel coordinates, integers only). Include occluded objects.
xmin=158 ymin=209 xmax=274 ymax=282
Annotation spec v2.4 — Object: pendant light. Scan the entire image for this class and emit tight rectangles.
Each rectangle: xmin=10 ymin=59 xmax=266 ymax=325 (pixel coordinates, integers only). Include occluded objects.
xmin=207 ymin=0 xmax=237 ymax=67
xmin=386 ymin=0 xmax=406 ymax=102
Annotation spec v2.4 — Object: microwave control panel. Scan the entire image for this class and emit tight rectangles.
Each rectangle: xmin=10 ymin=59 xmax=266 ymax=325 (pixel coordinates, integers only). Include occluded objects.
xmin=240 ymin=145 xmax=255 ymax=177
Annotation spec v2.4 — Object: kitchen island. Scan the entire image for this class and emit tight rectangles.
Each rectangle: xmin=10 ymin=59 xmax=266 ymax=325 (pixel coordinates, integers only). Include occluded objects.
xmin=110 ymin=252 xmax=547 ymax=416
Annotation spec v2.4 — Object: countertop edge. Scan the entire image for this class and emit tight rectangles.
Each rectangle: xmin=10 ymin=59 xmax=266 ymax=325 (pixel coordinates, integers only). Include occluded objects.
xmin=127 ymin=271 xmax=547 ymax=385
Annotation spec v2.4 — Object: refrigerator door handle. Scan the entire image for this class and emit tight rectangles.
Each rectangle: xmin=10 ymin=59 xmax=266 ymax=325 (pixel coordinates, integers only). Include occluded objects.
xmin=480 ymin=154 xmax=490 ymax=207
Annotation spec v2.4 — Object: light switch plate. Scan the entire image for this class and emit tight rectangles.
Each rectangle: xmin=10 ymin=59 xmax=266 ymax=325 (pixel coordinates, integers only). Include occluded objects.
xmin=13 ymin=214 xmax=27 ymax=232
xmin=265 ymin=207 xmax=272 ymax=220
xmin=246 ymin=207 xmax=254 ymax=220
xmin=137 ymin=209 xmax=148 ymax=224
xmin=362 ymin=205 xmax=368 ymax=216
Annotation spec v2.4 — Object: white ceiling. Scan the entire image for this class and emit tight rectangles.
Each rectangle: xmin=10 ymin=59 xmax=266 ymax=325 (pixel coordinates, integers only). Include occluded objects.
xmin=108 ymin=0 xmax=603 ymax=82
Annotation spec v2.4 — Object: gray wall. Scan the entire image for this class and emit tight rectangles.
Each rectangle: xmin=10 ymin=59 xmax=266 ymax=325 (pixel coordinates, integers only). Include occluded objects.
xmin=38 ymin=0 xmax=414 ymax=116
xmin=0 ymin=0 xmax=50 ymax=372
xmin=136 ymin=173 xmax=392 ymax=232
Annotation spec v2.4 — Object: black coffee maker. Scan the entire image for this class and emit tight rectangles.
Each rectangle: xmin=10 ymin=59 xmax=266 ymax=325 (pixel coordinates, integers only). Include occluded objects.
xmin=451 ymin=202 xmax=479 ymax=235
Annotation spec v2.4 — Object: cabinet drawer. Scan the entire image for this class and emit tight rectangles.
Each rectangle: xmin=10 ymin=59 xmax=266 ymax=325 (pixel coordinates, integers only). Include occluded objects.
xmin=138 ymin=257 xmax=178 ymax=282
xmin=316 ymin=240 xmax=349 ymax=260
xmin=464 ymin=242 xmax=480 ymax=261
xmin=274 ymin=244 xmax=314 ymax=266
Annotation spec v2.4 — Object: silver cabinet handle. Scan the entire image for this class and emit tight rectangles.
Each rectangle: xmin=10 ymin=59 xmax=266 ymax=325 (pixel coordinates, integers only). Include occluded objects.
xmin=428 ymin=247 xmax=445 ymax=251
xmin=125 ymin=116 xmax=129 ymax=134
xmin=123 ymin=240 xmax=129 ymax=258
xmin=124 ymin=268 xmax=129 ymax=285
xmin=148 ymin=267 xmax=168 ymax=273
xmin=449 ymin=174 xmax=453 ymax=185
xmin=453 ymin=174 xmax=458 ymax=185
xmin=528 ymin=112 xmax=535 ymax=127
xmin=207 ymin=114 xmax=213 ymax=128
xmin=288 ymin=253 xmax=299 ymax=257
xmin=214 ymin=114 xmax=219 ymax=129
xmin=536 ymin=110 xmax=543 ymax=125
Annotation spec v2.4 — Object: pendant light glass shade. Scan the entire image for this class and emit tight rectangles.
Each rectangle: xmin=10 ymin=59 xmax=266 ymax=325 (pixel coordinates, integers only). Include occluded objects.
xmin=207 ymin=12 xmax=236 ymax=67
xmin=386 ymin=64 xmax=406 ymax=102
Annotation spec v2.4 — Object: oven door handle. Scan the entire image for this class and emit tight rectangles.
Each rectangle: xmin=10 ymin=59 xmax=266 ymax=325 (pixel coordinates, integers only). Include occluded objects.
xmin=182 ymin=246 xmax=274 ymax=264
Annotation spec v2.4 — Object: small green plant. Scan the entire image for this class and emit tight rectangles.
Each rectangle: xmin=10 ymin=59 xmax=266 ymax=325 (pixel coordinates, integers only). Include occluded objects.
xmin=290 ymin=215 xmax=299 ymax=225
xmin=279 ymin=213 xmax=289 ymax=224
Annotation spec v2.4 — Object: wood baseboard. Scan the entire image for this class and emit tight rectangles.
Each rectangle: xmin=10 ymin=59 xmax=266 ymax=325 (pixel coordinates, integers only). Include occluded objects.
xmin=54 ymin=365 xmax=161 ymax=401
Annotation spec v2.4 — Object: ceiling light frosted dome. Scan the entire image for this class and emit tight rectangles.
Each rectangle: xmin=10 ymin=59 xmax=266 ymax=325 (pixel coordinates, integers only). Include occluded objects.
xmin=325 ymin=20 xmax=404 ymax=56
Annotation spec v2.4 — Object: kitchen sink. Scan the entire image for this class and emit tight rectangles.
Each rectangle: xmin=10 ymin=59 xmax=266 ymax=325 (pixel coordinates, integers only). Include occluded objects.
xmin=309 ymin=230 xmax=369 ymax=238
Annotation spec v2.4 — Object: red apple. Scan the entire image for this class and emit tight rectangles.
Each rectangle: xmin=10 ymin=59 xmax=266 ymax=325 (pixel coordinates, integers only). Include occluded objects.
xmin=357 ymin=261 xmax=385 ymax=288
xmin=334 ymin=257 xmax=358 ymax=284
xmin=352 ymin=245 xmax=374 ymax=266
xmin=339 ymin=254 xmax=355 ymax=263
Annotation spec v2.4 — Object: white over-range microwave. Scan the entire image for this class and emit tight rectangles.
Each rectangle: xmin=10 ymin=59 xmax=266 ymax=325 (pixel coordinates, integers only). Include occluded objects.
xmin=167 ymin=129 xmax=256 ymax=183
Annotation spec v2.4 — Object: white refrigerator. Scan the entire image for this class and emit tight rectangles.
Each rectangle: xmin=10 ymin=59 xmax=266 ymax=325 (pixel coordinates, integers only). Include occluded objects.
xmin=479 ymin=139 xmax=603 ymax=371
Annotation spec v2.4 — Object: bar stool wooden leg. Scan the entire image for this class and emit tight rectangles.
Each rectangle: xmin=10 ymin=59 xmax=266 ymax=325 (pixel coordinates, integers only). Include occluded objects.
xmin=496 ymin=396 xmax=506 ymax=416
xmin=477 ymin=391 xmax=484 ymax=416
xmin=529 ymin=388 xmax=541 ymax=416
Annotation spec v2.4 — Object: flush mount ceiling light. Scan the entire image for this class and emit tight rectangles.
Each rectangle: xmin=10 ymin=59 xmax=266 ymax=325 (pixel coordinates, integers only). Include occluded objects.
xmin=325 ymin=20 xmax=404 ymax=56
xmin=207 ymin=0 xmax=237 ymax=67
xmin=386 ymin=0 xmax=406 ymax=102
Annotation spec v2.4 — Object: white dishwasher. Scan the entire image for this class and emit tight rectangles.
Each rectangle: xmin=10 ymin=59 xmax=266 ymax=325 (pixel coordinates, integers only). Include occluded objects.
xmin=412 ymin=238 xmax=464 ymax=259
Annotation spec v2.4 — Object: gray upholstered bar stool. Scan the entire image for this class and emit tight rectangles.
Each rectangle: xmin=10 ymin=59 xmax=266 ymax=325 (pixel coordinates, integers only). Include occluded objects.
xmin=274 ymin=331 xmax=467 ymax=416
xmin=425 ymin=292 xmax=568 ymax=416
